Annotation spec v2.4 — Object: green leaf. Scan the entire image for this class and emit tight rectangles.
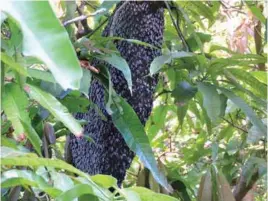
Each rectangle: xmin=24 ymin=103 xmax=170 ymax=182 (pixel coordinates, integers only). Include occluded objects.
xmin=27 ymin=68 xmax=56 ymax=83
xmin=171 ymin=81 xmax=197 ymax=105
xmin=56 ymin=184 xmax=93 ymax=201
xmin=79 ymin=69 xmax=92 ymax=98
xmin=225 ymin=68 xmax=267 ymax=98
xmin=0 ymin=156 xmax=111 ymax=200
xmin=177 ymin=103 xmax=188 ymax=127
xmin=150 ymin=52 xmax=193 ymax=75
xmin=197 ymin=170 xmax=212 ymax=201
xmin=219 ymin=87 xmax=266 ymax=135
xmin=19 ymin=118 xmax=42 ymax=155
xmin=247 ymin=119 xmax=267 ymax=144
xmin=246 ymin=3 xmax=266 ymax=24
xmin=98 ymin=54 xmax=132 ymax=93
xmin=91 ymin=174 xmax=117 ymax=188
xmin=110 ymin=96 xmax=172 ymax=192
xmin=2 ymin=83 xmax=31 ymax=139
xmin=25 ymin=84 xmax=83 ymax=136
xmin=2 ymin=169 xmax=62 ymax=198
xmin=186 ymin=32 xmax=211 ymax=51
xmin=1 ymin=52 xmax=28 ymax=76
xmin=127 ymin=187 xmax=179 ymax=201
xmin=1 ymin=1 xmax=82 ymax=90
xmin=197 ymin=82 xmax=222 ymax=123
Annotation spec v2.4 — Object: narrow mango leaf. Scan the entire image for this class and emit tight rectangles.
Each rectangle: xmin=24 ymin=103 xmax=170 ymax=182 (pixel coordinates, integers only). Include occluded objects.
xmin=55 ymin=184 xmax=93 ymax=201
xmin=98 ymin=54 xmax=132 ymax=93
xmin=219 ymin=87 xmax=266 ymax=135
xmin=20 ymin=119 xmax=42 ymax=155
xmin=110 ymin=96 xmax=173 ymax=192
xmin=0 ymin=156 xmax=111 ymax=200
xmin=127 ymin=187 xmax=179 ymax=201
xmin=24 ymin=84 xmax=83 ymax=136
xmin=0 ymin=146 xmax=29 ymax=158
xmin=246 ymin=2 xmax=266 ymax=24
xmin=1 ymin=169 xmax=62 ymax=198
xmin=79 ymin=68 xmax=92 ymax=98
xmin=1 ymin=52 xmax=28 ymax=76
xmin=197 ymin=171 xmax=212 ymax=201
xmin=225 ymin=68 xmax=267 ymax=98
xmin=1 ymin=1 xmax=82 ymax=90
xmin=197 ymin=82 xmax=221 ymax=123
xmin=216 ymin=171 xmax=236 ymax=201
xmin=177 ymin=103 xmax=188 ymax=127
xmin=2 ymin=83 xmax=31 ymax=139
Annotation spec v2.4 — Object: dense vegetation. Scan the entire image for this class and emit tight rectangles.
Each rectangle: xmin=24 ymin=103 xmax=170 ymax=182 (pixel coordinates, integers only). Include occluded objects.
xmin=1 ymin=0 xmax=267 ymax=201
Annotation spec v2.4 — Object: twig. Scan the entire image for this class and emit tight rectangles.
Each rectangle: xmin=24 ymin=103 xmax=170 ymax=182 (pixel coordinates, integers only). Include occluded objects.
xmin=85 ymin=18 xmax=109 ymax=38
xmin=164 ymin=1 xmax=191 ymax=52
xmin=154 ymin=89 xmax=172 ymax=99
xmin=63 ymin=8 xmax=106 ymax=27
xmin=222 ymin=117 xmax=248 ymax=133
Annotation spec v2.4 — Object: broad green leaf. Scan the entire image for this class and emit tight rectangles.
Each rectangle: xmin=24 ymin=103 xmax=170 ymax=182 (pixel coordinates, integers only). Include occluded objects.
xmin=0 ymin=156 xmax=111 ymax=200
xmin=1 ymin=52 xmax=28 ymax=76
xmin=110 ymin=95 xmax=172 ymax=192
xmin=51 ymin=171 xmax=74 ymax=192
xmin=25 ymin=84 xmax=83 ymax=136
xmin=150 ymin=54 xmax=171 ymax=76
xmin=127 ymin=187 xmax=179 ymax=201
xmin=197 ymin=82 xmax=221 ymax=123
xmin=250 ymin=71 xmax=267 ymax=84
xmin=2 ymin=83 xmax=31 ymax=139
xmin=55 ymin=184 xmax=93 ymax=201
xmin=20 ymin=119 xmax=42 ymax=155
xmin=1 ymin=1 xmax=82 ymax=90
xmin=150 ymin=52 xmax=193 ymax=75
xmin=1 ymin=169 xmax=62 ymax=197
xmin=197 ymin=170 xmax=212 ymax=201
xmin=27 ymin=68 xmax=56 ymax=83
xmin=171 ymin=81 xmax=197 ymax=105
xmin=219 ymin=87 xmax=266 ymax=135
xmin=186 ymin=32 xmax=211 ymax=51
xmin=191 ymin=2 xmax=215 ymax=27
xmin=177 ymin=103 xmax=188 ymax=127
xmin=98 ymin=54 xmax=132 ymax=93
xmin=91 ymin=174 xmax=117 ymax=188
xmin=247 ymin=119 xmax=267 ymax=143
xmin=241 ymin=157 xmax=267 ymax=185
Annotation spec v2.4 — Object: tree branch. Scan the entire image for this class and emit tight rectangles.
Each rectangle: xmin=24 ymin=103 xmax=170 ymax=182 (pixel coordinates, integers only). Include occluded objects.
xmin=63 ymin=8 xmax=106 ymax=27
xmin=233 ymin=170 xmax=259 ymax=201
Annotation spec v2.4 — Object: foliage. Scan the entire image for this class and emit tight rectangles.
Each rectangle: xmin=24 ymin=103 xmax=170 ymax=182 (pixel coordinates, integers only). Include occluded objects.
xmin=1 ymin=0 xmax=267 ymax=201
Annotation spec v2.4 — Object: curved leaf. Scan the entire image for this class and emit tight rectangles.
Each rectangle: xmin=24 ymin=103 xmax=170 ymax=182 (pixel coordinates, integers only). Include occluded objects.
xmin=197 ymin=82 xmax=221 ymax=123
xmin=219 ymin=87 xmax=266 ymax=135
xmin=0 ymin=156 xmax=111 ymax=200
xmin=25 ymin=84 xmax=83 ymax=136
xmin=98 ymin=54 xmax=132 ymax=93
xmin=1 ymin=52 xmax=28 ymax=76
xmin=55 ymin=184 xmax=93 ymax=201
xmin=110 ymin=95 xmax=172 ymax=193
xmin=1 ymin=1 xmax=82 ymax=90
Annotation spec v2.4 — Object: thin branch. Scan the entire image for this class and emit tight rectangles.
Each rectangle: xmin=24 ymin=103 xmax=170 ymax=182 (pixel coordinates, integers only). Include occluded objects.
xmin=222 ymin=117 xmax=248 ymax=133
xmin=63 ymin=8 xmax=106 ymax=27
xmin=85 ymin=18 xmax=109 ymax=39
xmin=164 ymin=1 xmax=191 ymax=52
xmin=154 ymin=89 xmax=172 ymax=99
